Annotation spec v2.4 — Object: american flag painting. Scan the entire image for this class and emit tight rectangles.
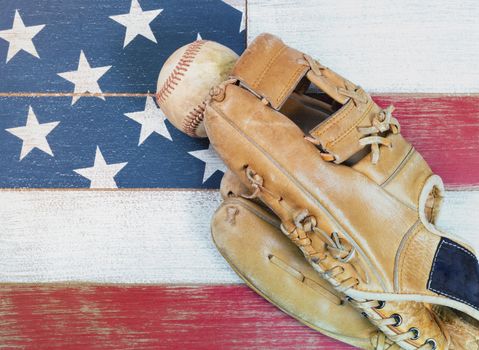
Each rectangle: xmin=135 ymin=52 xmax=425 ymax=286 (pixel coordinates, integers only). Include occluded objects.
xmin=0 ymin=0 xmax=244 ymax=189
xmin=0 ymin=0 xmax=478 ymax=349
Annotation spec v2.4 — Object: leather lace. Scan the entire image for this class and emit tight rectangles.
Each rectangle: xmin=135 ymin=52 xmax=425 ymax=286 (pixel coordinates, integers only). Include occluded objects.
xmin=285 ymin=210 xmax=436 ymax=350
xmin=302 ymin=54 xmax=326 ymax=76
xmin=302 ymin=55 xmax=400 ymax=164
xmin=280 ymin=211 xmax=366 ymax=290
xmin=371 ymin=331 xmax=434 ymax=350
xmin=352 ymin=300 xmax=436 ymax=350
xmin=371 ymin=331 xmax=400 ymax=350
xmin=337 ymin=85 xmax=369 ymax=105
xmin=303 ymin=54 xmax=369 ymax=107
xmin=242 ymin=165 xmax=436 ymax=350
xmin=358 ymin=105 xmax=400 ymax=164
xmin=288 ymin=210 xmax=435 ymax=350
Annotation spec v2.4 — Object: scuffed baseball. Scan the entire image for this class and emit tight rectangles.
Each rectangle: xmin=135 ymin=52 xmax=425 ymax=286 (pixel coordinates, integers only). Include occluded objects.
xmin=156 ymin=40 xmax=238 ymax=138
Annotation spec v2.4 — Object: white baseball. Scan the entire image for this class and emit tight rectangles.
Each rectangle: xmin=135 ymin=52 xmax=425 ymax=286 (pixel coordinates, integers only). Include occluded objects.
xmin=156 ymin=40 xmax=238 ymax=138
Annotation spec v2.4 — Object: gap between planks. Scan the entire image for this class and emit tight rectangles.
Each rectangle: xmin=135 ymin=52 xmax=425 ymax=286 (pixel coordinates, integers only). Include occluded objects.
xmin=0 ymin=92 xmax=156 ymax=97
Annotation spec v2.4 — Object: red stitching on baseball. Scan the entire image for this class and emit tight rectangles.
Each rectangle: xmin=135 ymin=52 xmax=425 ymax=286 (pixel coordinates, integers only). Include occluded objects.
xmin=182 ymin=101 xmax=206 ymax=137
xmin=157 ymin=40 xmax=207 ymax=104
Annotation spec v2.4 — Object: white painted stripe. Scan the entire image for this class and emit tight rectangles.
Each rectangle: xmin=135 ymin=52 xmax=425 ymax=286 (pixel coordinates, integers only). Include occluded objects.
xmin=0 ymin=189 xmax=477 ymax=284
xmin=247 ymin=0 xmax=479 ymax=93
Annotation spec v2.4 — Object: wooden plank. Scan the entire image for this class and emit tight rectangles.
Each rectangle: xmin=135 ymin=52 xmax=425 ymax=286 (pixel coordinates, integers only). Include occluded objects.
xmin=247 ymin=0 xmax=479 ymax=93
xmin=0 ymin=96 xmax=222 ymax=189
xmin=373 ymin=95 xmax=479 ymax=188
xmin=1 ymin=95 xmax=479 ymax=188
xmin=0 ymin=284 xmax=353 ymax=350
xmin=0 ymin=189 xmax=234 ymax=284
xmin=0 ymin=0 xmax=246 ymax=94
xmin=0 ymin=189 xmax=477 ymax=284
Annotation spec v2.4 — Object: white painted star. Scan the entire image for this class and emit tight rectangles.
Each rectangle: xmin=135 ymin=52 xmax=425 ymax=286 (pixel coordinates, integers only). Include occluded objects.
xmin=189 ymin=144 xmax=227 ymax=183
xmin=125 ymin=96 xmax=172 ymax=145
xmin=57 ymin=51 xmax=112 ymax=105
xmin=74 ymin=147 xmax=127 ymax=189
xmin=5 ymin=106 xmax=59 ymax=160
xmin=222 ymin=1 xmax=246 ymax=32
xmin=110 ymin=0 xmax=163 ymax=48
xmin=196 ymin=32 xmax=202 ymax=40
xmin=0 ymin=10 xmax=45 ymax=63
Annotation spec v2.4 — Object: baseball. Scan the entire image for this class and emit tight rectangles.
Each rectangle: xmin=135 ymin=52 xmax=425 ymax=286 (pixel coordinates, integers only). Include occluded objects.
xmin=156 ymin=40 xmax=238 ymax=138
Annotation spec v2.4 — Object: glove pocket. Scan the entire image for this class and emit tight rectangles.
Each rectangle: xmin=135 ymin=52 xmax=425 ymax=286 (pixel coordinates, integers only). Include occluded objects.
xmin=211 ymin=197 xmax=384 ymax=349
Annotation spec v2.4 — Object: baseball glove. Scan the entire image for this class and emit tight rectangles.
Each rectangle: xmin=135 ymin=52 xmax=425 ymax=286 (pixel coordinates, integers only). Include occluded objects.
xmin=203 ymin=33 xmax=479 ymax=350
xmin=214 ymin=170 xmax=401 ymax=350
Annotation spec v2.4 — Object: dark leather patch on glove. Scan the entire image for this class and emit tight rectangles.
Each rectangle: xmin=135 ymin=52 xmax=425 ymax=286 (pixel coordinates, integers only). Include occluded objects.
xmin=428 ymin=238 xmax=479 ymax=310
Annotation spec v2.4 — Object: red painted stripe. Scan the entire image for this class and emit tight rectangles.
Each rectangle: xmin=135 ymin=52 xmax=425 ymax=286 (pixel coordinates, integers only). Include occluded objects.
xmin=373 ymin=95 xmax=479 ymax=188
xmin=0 ymin=285 xmax=353 ymax=350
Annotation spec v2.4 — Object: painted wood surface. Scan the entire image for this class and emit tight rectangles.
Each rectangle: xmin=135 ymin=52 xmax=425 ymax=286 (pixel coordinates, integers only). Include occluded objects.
xmin=1 ymin=1 xmax=479 ymax=349
xmin=1 ymin=95 xmax=478 ymax=188
xmin=0 ymin=285 xmax=354 ymax=350
xmin=0 ymin=189 xmax=477 ymax=284
xmin=0 ymin=0 xmax=246 ymax=190
xmin=0 ymin=96 xmax=222 ymax=188
xmin=247 ymin=0 xmax=479 ymax=93
xmin=0 ymin=0 xmax=245 ymax=94
xmin=373 ymin=95 xmax=479 ymax=188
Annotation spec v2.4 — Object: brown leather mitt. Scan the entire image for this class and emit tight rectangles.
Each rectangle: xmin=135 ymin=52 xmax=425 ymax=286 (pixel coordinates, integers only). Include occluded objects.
xmin=203 ymin=33 xmax=479 ymax=350
xmin=214 ymin=171 xmax=401 ymax=350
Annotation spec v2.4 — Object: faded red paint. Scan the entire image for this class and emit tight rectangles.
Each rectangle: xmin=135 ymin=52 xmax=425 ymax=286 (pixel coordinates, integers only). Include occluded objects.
xmin=373 ymin=95 xmax=479 ymax=188
xmin=0 ymin=285 xmax=354 ymax=349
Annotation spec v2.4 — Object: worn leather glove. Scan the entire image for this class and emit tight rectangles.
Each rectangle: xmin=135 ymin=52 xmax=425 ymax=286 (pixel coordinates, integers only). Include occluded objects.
xmin=213 ymin=171 xmax=401 ymax=350
xmin=204 ymin=33 xmax=479 ymax=350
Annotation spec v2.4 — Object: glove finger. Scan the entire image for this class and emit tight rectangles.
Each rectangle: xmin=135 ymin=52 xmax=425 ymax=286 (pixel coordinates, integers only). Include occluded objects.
xmin=205 ymin=34 xmax=479 ymax=350
xmin=212 ymin=194 xmax=400 ymax=350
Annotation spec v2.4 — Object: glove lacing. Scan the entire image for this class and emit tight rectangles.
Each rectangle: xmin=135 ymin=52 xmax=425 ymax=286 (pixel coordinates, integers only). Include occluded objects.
xmin=351 ymin=300 xmax=437 ymax=349
xmin=372 ymin=331 xmax=400 ymax=350
xmin=358 ymin=105 xmax=400 ymax=164
xmin=302 ymin=54 xmax=401 ymax=165
xmin=285 ymin=211 xmax=437 ymax=350
xmin=242 ymin=166 xmax=438 ymax=350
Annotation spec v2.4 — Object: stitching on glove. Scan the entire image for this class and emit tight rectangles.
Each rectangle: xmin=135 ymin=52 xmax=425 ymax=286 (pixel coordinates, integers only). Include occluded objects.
xmin=396 ymin=221 xmax=423 ymax=292
xmin=428 ymin=240 xmax=479 ymax=311
xmin=276 ymin=65 xmax=307 ymax=106
xmin=252 ymin=45 xmax=287 ymax=89
xmin=380 ymin=146 xmax=415 ymax=187
xmin=329 ymin=101 xmax=374 ymax=147
xmin=313 ymin=97 xmax=355 ymax=136
xmin=442 ymin=240 xmax=477 ymax=260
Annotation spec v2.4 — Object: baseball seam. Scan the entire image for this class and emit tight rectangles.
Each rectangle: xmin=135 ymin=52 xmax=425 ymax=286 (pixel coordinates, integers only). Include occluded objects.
xmin=182 ymin=101 xmax=207 ymax=137
xmin=157 ymin=40 xmax=206 ymax=105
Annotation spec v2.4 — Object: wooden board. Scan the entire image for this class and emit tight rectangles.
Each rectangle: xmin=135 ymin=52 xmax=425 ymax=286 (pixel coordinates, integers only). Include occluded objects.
xmin=1 ymin=1 xmax=478 ymax=349
xmin=0 ymin=189 xmax=477 ymax=284
xmin=374 ymin=96 xmax=479 ymax=187
xmin=247 ymin=0 xmax=479 ymax=93
xmin=0 ymin=0 xmax=246 ymax=94
xmin=0 ymin=285 xmax=353 ymax=350
xmin=1 ymin=95 xmax=478 ymax=188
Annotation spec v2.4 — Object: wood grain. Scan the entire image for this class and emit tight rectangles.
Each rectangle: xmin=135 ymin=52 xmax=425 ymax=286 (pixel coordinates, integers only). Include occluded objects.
xmin=247 ymin=0 xmax=479 ymax=93
xmin=373 ymin=95 xmax=479 ymax=187
xmin=0 ymin=95 xmax=478 ymax=188
xmin=0 ymin=0 xmax=246 ymax=94
xmin=1 ymin=2 xmax=478 ymax=349
xmin=0 ymin=189 xmax=477 ymax=284
xmin=0 ymin=284 xmax=354 ymax=350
